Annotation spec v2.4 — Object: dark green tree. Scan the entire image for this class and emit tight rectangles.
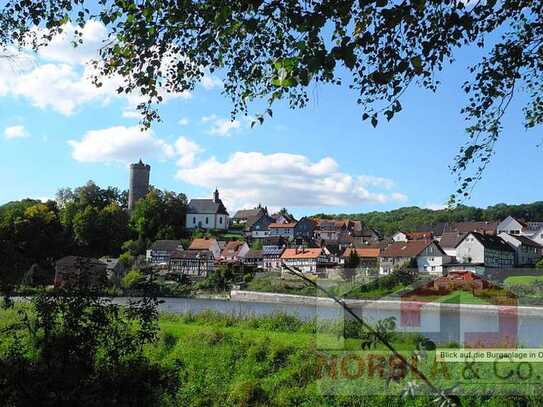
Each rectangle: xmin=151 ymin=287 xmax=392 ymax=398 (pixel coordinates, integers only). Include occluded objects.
xmin=0 ymin=281 xmax=177 ymax=405
xmin=0 ymin=200 xmax=65 ymax=283
xmin=129 ymin=188 xmax=187 ymax=250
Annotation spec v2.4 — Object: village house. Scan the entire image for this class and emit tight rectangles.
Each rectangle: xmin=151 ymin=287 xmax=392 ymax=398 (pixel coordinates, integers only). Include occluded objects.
xmin=220 ymin=240 xmax=250 ymax=263
xmin=312 ymin=218 xmax=373 ymax=244
xmin=293 ymin=217 xmax=316 ymax=241
xmin=244 ymin=213 xmax=274 ymax=240
xmin=497 ymin=216 xmax=526 ymax=235
xmin=498 ymin=233 xmax=542 ymax=266
xmin=231 ymin=205 xmax=268 ymax=227
xmin=280 ymin=247 xmax=330 ymax=273
xmin=146 ymin=240 xmax=184 ymax=265
xmin=454 ymin=232 xmax=515 ymax=270
xmin=353 ymin=223 xmax=382 ymax=245
xmin=268 ymin=222 xmax=296 ymax=239
xmin=313 ymin=219 xmax=345 ymax=241
xmin=525 ymin=222 xmax=543 ymax=246
xmin=379 ymin=240 xmax=450 ymax=275
xmin=169 ymin=250 xmax=215 ymax=278
xmin=271 ymin=212 xmax=296 ymax=224
xmin=497 ymin=215 xmax=543 ymax=247
xmin=185 ymin=189 xmax=229 ymax=230
xmin=188 ymin=237 xmax=222 ymax=259
xmin=444 ymin=221 xmax=498 ymax=236
xmin=242 ymin=249 xmax=264 ymax=269
xmin=341 ymin=247 xmax=381 ymax=269
xmin=54 ymin=256 xmax=107 ymax=288
xmin=321 ymin=242 xmax=344 ymax=265
xmin=99 ymin=257 xmax=126 ymax=281
xmin=437 ymin=232 xmax=466 ymax=258
xmin=262 ymin=243 xmax=286 ymax=270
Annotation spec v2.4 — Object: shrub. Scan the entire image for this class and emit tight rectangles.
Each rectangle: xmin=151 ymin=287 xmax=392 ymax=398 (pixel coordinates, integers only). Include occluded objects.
xmin=160 ymin=331 xmax=178 ymax=352
xmin=122 ymin=269 xmax=143 ymax=289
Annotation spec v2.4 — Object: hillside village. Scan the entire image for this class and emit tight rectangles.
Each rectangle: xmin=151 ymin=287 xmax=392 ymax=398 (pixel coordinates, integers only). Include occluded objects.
xmin=55 ymin=185 xmax=543 ymax=289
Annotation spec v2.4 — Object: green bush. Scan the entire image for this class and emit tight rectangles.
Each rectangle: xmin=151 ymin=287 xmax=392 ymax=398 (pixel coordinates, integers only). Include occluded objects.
xmin=122 ymin=269 xmax=143 ymax=289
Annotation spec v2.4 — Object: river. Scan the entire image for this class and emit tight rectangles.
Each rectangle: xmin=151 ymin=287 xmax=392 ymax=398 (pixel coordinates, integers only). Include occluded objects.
xmin=112 ymin=295 xmax=543 ymax=347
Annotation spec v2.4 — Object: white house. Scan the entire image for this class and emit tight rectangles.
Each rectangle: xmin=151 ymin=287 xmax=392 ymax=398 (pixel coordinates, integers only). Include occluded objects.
xmin=146 ymin=240 xmax=184 ymax=265
xmin=268 ymin=222 xmax=296 ymax=239
xmin=523 ymin=223 xmax=543 ymax=247
xmin=220 ymin=240 xmax=250 ymax=262
xmin=455 ymin=232 xmax=515 ymax=269
xmin=186 ymin=189 xmax=229 ymax=230
xmin=379 ymin=240 xmax=449 ymax=276
xmin=280 ymin=247 xmax=329 ymax=273
xmin=497 ymin=216 xmax=526 ymax=235
xmin=498 ymin=232 xmax=542 ymax=266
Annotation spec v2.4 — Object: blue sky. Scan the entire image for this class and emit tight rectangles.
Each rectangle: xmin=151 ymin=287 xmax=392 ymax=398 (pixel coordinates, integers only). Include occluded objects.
xmin=0 ymin=20 xmax=540 ymax=217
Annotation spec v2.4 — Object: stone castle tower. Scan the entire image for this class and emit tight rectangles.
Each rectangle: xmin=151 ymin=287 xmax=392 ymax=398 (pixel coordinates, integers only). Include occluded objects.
xmin=128 ymin=159 xmax=150 ymax=211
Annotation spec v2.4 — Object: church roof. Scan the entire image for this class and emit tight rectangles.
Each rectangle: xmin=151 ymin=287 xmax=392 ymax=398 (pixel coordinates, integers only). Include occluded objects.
xmin=187 ymin=199 xmax=228 ymax=215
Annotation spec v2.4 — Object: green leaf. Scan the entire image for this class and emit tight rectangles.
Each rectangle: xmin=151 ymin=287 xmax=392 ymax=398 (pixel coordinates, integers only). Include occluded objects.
xmin=410 ymin=56 xmax=423 ymax=74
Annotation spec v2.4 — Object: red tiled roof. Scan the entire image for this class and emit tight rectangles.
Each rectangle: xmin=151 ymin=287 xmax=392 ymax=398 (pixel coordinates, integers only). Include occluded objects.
xmin=342 ymin=247 xmax=380 ymax=258
xmin=221 ymin=240 xmax=245 ymax=257
xmin=281 ymin=248 xmax=323 ymax=259
xmin=189 ymin=238 xmax=218 ymax=250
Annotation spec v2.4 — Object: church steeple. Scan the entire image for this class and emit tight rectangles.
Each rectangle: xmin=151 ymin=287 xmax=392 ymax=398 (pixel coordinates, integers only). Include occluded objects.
xmin=214 ymin=188 xmax=220 ymax=203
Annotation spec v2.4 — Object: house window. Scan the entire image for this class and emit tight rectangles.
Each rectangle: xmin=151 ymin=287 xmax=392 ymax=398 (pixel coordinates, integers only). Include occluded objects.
xmin=205 ymin=217 xmax=209 ymax=224
xmin=193 ymin=217 xmax=196 ymax=224
xmin=220 ymin=217 xmax=223 ymax=224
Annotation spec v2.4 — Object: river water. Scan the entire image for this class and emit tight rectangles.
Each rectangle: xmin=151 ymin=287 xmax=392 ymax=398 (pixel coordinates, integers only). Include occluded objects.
xmin=113 ymin=296 xmax=543 ymax=347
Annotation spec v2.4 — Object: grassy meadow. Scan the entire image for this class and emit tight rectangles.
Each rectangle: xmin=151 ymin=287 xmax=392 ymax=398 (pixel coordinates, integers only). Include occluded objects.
xmin=2 ymin=303 xmax=543 ymax=406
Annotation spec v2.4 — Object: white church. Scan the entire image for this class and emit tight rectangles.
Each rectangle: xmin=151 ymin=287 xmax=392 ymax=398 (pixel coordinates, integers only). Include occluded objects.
xmin=185 ymin=189 xmax=229 ymax=230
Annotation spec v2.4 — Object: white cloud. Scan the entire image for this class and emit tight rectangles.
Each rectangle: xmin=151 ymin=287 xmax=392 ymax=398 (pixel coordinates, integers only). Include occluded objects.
xmin=4 ymin=125 xmax=29 ymax=139
xmin=0 ymin=21 xmax=191 ymax=117
xmin=9 ymin=63 xmax=118 ymax=115
xmin=178 ymin=117 xmax=190 ymax=126
xmin=175 ymin=137 xmax=203 ymax=168
xmin=201 ymin=73 xmax=223 ymax=90
xmin=424 ymin=202 xmax=447 ymax=210
xmin=202 ymin=114 xmax=241 ymax=136
xmin=69 ymin=125 xmax=175 ymax=163
xmin=36 ymin=21 xmax=107 ymax=65
xmin=177 ymin=152 xmax=407 ymax=210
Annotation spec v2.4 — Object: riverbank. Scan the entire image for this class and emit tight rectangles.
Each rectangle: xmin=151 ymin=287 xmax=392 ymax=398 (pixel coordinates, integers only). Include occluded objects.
xmin=231 ymin=289 xmax=543 ymax=317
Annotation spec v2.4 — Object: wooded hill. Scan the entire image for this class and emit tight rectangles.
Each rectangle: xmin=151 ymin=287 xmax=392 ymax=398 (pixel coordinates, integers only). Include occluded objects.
xmin=313 ymin=202 xmax=543 ymax=237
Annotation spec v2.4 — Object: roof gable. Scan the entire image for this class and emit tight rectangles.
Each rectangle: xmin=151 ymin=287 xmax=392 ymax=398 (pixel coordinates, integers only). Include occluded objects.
xmin=189 ymin=238 xmax=219 ymax=251
xmin=457 ymin=232 xmax=514 ymax=252
xmin=381 ymin=240 xmax=433 ymax=257
xmin=187 ymin=199 xmax=229 ymax=215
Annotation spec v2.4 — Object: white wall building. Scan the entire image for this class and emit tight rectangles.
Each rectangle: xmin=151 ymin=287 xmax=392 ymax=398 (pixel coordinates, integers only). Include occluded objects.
xmin=186 ymin=189 xmax=229 ymax=230
xmin=455 ymin=232 xmax=515 ymax=269
xmin=497 ymin=216 xmax=525 ymax=235
xmin=498 ymin=232 xmax=543 ymax=266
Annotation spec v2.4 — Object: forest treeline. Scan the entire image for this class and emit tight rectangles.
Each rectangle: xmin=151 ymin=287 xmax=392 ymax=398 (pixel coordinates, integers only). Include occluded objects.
xmin=314 ymin=202 xmax=543 ymax=236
